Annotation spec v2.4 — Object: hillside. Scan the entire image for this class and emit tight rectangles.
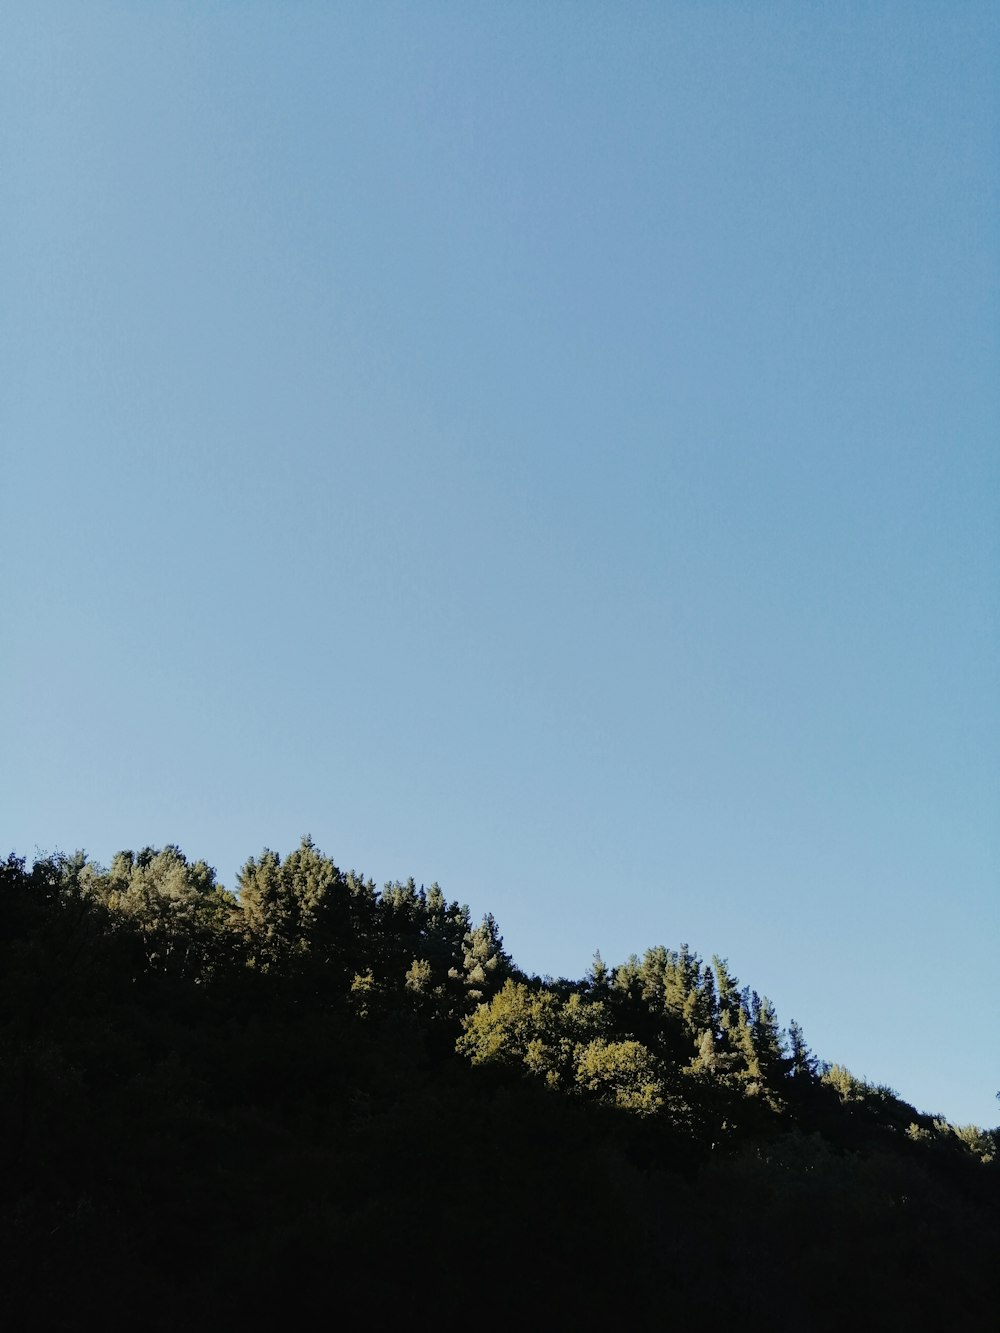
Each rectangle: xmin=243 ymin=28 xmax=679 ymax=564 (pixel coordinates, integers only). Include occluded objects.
xmin=2 ymin=839 xmax=997 ymax=1329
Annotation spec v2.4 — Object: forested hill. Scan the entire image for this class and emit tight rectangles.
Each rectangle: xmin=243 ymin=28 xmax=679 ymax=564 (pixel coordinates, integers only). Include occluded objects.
xmin=2 ymin=839 xmax=998 ymax=1328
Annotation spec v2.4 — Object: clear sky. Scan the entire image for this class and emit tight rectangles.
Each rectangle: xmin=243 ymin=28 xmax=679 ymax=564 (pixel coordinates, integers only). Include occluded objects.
xmin=2 ymin=3 xmax=997 ymax=1127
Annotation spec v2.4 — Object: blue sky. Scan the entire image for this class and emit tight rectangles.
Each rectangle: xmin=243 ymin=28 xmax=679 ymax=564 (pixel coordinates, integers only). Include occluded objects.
xmin=3 ymin=4 xmax=997 ymax=1126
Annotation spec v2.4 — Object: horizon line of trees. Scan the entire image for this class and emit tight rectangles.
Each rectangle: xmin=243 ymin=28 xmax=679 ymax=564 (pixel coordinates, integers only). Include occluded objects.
xmin=3 ymin=834 xmax=999 ymax=1327
xmin=4 ymin=835 xmax=995 ymax=1148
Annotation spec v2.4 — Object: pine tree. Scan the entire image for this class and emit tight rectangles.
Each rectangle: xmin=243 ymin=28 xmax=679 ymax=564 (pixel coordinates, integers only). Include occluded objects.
xmin=462 ymin=912 xmax=512 ymax=1002
xmin=787 ymin=1019 xmax=817 ymax=1080
xmin=237 ymin=836 xmax=346 ymax=973
xmin=587 ymin=951 xmax=610 ymax=996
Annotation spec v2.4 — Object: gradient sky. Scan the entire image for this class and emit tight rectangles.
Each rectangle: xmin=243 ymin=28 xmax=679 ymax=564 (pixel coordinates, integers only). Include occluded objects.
xmin=3 ymin=3 xmax=997 ymax=1126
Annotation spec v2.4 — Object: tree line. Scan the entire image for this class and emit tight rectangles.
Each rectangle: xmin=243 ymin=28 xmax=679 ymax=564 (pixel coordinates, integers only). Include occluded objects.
xmin=1 ymin=838 xmax=997 ymax=1328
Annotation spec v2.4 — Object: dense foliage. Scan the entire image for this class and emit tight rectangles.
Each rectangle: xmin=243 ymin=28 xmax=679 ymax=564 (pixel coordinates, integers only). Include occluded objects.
xmin=2 ymin=839 xmax=997 ymax=1328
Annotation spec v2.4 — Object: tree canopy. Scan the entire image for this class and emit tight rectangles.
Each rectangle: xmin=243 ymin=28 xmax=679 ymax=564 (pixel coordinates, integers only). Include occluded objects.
xmin=1 ymin=839 xmax=996 ymax=1329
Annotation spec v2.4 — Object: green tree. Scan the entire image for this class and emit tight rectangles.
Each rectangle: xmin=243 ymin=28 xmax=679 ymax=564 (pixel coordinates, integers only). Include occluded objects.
xmin=462 ymin=912 xmax=512 ymax=1002
xmin=237 ymin=835 xmax=347 ymax=974
xmin=586 ymin=951 xmax=610 ymax=997
xmin=787 ymin=1019 xmax=817 ymax=1080
xmin=98 ymin=845 xmax=235 ymax=976
xmin=575 ymin=1038 xmax=665 ymax=1115
xmin=457 ymin=979 xmax=607 ymax=1089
